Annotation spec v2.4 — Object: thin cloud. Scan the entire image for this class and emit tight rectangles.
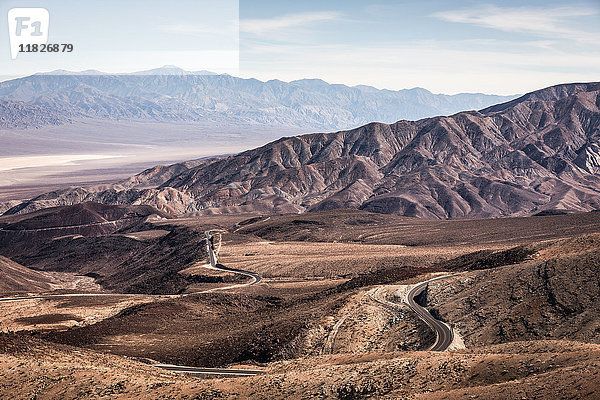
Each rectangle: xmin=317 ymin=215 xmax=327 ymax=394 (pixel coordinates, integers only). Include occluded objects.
xmin=240 ymin=39 xmax=600 ymax=94
xmin=432 ymin=5 xmax=599 ymax=42
xmin=159 ymin=24 xmax=216 ymax=35
xmin=241 ymin=11 xmax=342 ymax=35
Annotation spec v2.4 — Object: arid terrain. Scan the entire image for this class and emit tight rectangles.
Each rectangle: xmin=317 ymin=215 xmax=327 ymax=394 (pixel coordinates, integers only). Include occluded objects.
xmin=2 ymin=81 xmax=600 ymax=398
xmin=4 ymin=82 xmax=599 ymax=219
xmin=1 ymin=205 xmax=600 ymax=398
xmin=1 ymin=0 xmax=598 ymax=394
xmin=0 ymin=68 xmax=511 ymax=202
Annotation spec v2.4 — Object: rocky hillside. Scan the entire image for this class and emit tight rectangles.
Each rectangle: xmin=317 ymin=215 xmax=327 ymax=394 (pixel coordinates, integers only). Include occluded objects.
xmin=424 ymin=233 xmax=600 ymax=347
xmin=0 ymin=67 xmax=514 ymax=131
xmin=5 ymin=82 xmax=600 ymax=219
xmin=4 ymin=333 xmax=600 ymax=399
xmin=0 ymin=99 xmax=68 ymax=128
xmin=0 ymin=256 xmax=55 ymax=295
xmin=0 ymin=202 xmax=167 ymax=230
xmin=1 ymin=226 xmax=206 ymax=295
xmin=0 ymin=203 xmax=170 ymax=257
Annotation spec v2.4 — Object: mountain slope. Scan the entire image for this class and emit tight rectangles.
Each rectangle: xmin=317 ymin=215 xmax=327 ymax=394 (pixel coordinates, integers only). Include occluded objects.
xmin=5 ymin=82 xmax=600 ymax=219
xmin=0 ymin=99 xmax=68 ymax=128
xmin=0 ymin=256 xmax=56 ymax=295
xmin=425 ymin=233 xmax=600 ymax=346
xmin=0 ymin=68 xmax=515 ymax=131
xmin=0 ymin=202 xmax=168 ymax=230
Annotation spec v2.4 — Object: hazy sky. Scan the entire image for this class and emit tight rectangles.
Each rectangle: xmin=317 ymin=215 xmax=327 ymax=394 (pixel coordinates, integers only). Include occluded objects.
xmin=0 ymin=0 xmax=239 ymax=77
xmin=238 ymin=0 xmax=600 ymax=94
xmin=2 ymin=0 xmax=599 ymax=94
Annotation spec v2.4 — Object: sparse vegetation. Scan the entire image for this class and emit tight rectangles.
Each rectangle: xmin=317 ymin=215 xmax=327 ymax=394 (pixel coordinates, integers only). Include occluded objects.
xmin=2 ymin=208 xmax=600 ymax=398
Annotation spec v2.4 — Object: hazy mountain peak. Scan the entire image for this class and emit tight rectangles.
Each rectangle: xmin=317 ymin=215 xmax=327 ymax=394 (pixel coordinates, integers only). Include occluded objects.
xmin=353 ymin=84 xmax=380 ymax=92
xmin=36 ymin=69 xmax=104 ymax=76
xmin=35 ymin=66 xmax=220 ymax=77
xmin=140 ymin=65 xmax=188 ymax=74
xmin=290 ymin=78 xmax=331 ymax=87
xmin=131 ymin=65 xmax=217 ymax=76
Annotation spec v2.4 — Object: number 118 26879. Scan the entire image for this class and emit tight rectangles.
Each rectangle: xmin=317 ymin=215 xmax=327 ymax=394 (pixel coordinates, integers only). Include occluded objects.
xmin=18 ymin=43 xmax=73 ymax=53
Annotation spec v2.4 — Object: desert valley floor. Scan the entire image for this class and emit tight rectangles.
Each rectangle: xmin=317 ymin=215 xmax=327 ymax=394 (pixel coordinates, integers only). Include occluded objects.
xmin=1 ymin=206 xmax=600 ymax=399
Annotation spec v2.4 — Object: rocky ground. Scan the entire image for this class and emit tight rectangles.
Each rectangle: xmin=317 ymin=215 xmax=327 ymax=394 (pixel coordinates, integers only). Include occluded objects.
xmin=2 ymin=209 xmax=600 ymax=398
xmin=424 ymin=233 xmax=600 ymax=347
xmin=1 ymin=335 xmax=599 ymax=399
xmin=0 ymin=296 xmax=155 ymax=333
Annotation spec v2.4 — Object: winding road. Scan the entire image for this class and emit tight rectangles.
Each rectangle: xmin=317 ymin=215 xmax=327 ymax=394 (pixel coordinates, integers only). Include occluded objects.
xmin=406 ymin=275 xmax=456 ymax=351
xmin=324 ymin=276 xmax=457 ymax=354
xmin=1 ymin=222 xmax=457 ymax=378
xmin=0 ymin=230 xmax=264 ymax=376
xmin=154 ymin=364 xmax=262 ymax=376
xmin=200 ymin=231 xmax=262 ymax=293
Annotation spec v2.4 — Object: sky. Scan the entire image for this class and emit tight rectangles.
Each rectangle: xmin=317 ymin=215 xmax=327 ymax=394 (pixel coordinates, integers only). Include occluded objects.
xmin=0 ymin=0 xmax=239 ymax=76
xmin=1 ymin=0 xmax=599 ymax=94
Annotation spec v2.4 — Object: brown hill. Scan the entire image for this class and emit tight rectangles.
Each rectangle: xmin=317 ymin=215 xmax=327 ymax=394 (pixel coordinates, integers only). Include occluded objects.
xmin=0 ymin=256 xmax=55 ymax=295
xmin=5 ymin=82 xmax=600 ymax=218
xmin=2 ymin=334 xmax=600 ymax=399
xmin=0 ymin=202 xmax=169 ymax=250
xmin=424 ymin=233 xmax=600 ymax=347
xmin=233 ymin=209 xmax=600 ymax=246
xmin=1 ymin=202 xmax=168 ymax=228
xmin=2 ymin=227 xmax=207 ymax=295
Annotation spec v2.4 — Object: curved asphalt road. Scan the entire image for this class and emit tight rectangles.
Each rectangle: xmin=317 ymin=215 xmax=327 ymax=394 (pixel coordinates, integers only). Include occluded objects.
xmin=406 ymin=275 xmax=456 ymax=351
xmin=154 ymin=364 xmax=262 ymax=376
xmin=0 ymin=230 xmax=263 ymax=376
xmin=199 ymin=231 xmax=262 ymax=293
xmin=200 ymin=264 xmax=262 ymax=293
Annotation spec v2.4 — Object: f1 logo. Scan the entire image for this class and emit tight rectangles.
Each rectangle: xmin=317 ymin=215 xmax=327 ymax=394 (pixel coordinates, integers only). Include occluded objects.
xmin=8 ymin=8 xmax=49 ymax=59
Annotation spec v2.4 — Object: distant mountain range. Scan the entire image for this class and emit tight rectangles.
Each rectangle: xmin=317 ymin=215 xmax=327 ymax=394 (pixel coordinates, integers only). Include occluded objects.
xmin=0 ymin=99 xmax=68 ymax=129
xmin=0 ymin=66 xmax=516 ymax=130
xmin=5 ymin=81 xmax=600 ymax=219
